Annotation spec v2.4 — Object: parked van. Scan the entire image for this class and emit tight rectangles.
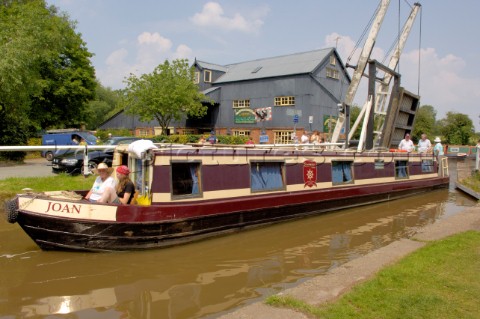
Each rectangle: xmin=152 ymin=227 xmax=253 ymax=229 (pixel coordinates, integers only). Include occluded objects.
xmin=41 ymin=130 xmax=97 ymax=161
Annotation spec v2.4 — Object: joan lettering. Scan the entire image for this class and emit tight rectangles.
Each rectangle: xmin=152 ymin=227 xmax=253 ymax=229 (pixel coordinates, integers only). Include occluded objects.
xmin=46 ymin=201 xmax=82 ymax=214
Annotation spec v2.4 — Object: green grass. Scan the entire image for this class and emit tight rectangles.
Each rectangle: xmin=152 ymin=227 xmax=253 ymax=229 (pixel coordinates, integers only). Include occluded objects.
xmin=459 ymin=171 xmax=480 ymax=193
xmin=266 ymin=231 xmax=480 ymax=319
xmin=0 ymin=174 xmax=95 ymax=202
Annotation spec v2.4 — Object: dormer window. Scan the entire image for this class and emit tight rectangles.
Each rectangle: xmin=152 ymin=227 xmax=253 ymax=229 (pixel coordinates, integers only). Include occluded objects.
xmin=330 ymin=55 xmax=336 ymax=66
xmin=194 ymin=71 xmax=200 ymax=84
xmin=204 ymin=70 xmax=212 ymax=83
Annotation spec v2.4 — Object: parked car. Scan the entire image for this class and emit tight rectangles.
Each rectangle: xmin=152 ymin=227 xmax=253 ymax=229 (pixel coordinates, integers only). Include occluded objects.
xmin=51 ymin=137 xmax=146 ymax=175
xmin=42 ymin=130 xmax=97 ymax=161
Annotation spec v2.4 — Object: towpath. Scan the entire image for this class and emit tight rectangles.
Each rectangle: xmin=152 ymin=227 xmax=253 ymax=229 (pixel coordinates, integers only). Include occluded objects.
xmin=0 ymin=158 xmax=54 ymax=179
xmin=218 ymin=204 xmax=480 ymax=319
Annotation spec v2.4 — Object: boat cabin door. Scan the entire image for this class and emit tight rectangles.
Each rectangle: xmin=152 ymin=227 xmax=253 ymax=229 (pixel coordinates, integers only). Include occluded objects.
xmin=128 ymin=147 xmax=155 ymax=205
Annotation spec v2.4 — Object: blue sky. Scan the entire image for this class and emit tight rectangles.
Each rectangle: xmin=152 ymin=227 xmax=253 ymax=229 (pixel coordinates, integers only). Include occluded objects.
xmin=48 ymin=0 xmax=480 ymax=131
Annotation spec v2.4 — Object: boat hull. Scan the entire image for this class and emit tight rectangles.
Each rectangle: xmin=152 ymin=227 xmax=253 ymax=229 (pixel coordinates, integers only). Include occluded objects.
xmin=11 ymin=177 xmax=449 ymax=252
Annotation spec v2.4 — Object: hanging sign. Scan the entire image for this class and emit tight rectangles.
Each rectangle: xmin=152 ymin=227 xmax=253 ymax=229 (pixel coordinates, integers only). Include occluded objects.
xmin=303 ymin=160 xmax=317 ymax=188
xmin=254 ymin=107 xmax=272 ymax=122
xmin=234 ymin=109 xmax=256 ymax=124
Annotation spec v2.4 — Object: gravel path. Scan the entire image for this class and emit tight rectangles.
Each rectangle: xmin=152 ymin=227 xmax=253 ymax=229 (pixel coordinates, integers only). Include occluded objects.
xmin=218 ymin=205 xmax=480 ymax=319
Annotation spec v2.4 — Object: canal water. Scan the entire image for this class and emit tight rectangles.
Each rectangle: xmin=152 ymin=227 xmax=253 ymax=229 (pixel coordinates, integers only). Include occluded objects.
xmin=0 ymin=159 xmax=477 ymax=319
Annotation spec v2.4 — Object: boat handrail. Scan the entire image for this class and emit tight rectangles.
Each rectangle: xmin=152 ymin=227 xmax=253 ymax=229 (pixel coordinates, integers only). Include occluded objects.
xmin=0 ymin=145 xmax=117 ymax=152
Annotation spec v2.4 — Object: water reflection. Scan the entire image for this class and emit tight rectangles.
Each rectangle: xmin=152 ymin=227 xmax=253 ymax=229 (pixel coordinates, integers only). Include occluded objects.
xmin=0 ymin=160 xmax=478 ymax=318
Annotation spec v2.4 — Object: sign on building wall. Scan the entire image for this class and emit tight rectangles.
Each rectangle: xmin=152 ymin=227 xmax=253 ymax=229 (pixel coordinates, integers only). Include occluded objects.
xmin=323 ymin=115 xmax=338 ymax=133
xmin=254 ymin=107 xmax=272 ymax=122
xmin=234 ymin=109 xmax=256 ymax=124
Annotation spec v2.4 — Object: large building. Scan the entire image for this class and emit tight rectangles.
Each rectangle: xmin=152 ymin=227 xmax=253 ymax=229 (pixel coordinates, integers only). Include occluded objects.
xmin=99 ymin=48 xmax=351 ymax=143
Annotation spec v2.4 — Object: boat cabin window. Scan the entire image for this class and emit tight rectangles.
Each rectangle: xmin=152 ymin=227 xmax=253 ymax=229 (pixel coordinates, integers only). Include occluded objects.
xmin=331 ymin=161 xmax=354 ymax=185
xmin=395 ymin=160 xmax=409 ymax=179
xmin=171 ymin=162 xmax=202 ymax=198
xmin=421 ymin=159 xmax=434 ymax=173
xmin=250 ymin=161 xmax=285 ymax=192
xmin=374 ymin=159 xmax=385 ymax=170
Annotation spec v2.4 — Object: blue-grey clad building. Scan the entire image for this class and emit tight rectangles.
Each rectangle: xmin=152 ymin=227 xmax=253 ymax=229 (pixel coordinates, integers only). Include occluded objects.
xmin=99 ymin=48 xmax=351 ymax=143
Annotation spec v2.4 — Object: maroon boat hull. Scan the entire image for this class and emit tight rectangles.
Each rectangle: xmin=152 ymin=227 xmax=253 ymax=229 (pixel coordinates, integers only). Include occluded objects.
xmin=14 ymin=177 xmax=449 ymax=251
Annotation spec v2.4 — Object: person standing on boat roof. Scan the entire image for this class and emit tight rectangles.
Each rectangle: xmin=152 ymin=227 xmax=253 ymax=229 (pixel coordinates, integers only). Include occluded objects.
xmin=310 ymin=130 xmax=320 ymax=144
xmin=398 ymin=133 xmax=414 ymax=152
xmin=85 ymin=163 xmax=117 ymax=203
xmin=301 ymin=130 xmax=309 ymax=144
xmin=417 ymin=134 xmax=432 ymax=153
xmin=433 ymin=137 xmax=444 ymax=157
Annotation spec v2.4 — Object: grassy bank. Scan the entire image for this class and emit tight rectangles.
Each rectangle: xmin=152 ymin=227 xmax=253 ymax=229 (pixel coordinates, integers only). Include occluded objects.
xmin=267 ymin=231 xmax=480 ymax=318
xmin=0 ymin=174 xmax=95 ymax=202
xmin=458 ymin=170 xmax=480 ymax=193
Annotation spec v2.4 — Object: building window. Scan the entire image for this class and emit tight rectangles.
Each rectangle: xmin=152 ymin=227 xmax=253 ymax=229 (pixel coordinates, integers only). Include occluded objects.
xmin=204 ymin=70 xmax=212 ymax=83
xmin=250 ymin=161 xmax=285 ymax=192
xmin=332 ymin=161 xmax=354 ymax=185
xmin=194 ymin=71 xmax=200 ymax=84
xmin=395 ymin=160 xmax=409 ymax=179
xmin=421 ymin=160 xmax=434 ymax=173
xmin=138 ymin=128 xmax=150 ymax=137
xmin=326 ymin=67 xmax=340 ymax=80
xmin=330 ymin=55 xmax=336 ymax=66
xmin=274 ymin=96 xmax=295 ymax=106
xmin=233 ymin=130 xmax=250 ymax=136
xmin=274 ymin=130 xmax=294 ymax=144
xmin=233 ymin=100 xmax=250 ymax=108
xmin=171 ymin=162 xmax=202 ymax=198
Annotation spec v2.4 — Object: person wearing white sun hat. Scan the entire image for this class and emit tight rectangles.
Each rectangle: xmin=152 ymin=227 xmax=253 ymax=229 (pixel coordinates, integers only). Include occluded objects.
xmin=85 ymin=163 xmax=117 ymax=202
xmin=433 ymin=137 xmax=444 ymax=157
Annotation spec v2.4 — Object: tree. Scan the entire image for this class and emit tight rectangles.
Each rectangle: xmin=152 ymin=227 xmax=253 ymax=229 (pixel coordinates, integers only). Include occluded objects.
xmin=413 ymin=105 xmax=437 ymax=140
xmin=349 ymin=105 xmax=361 ymax=140
xmin=438 ymin=112 xmax=474 ymax=145
xmin=121 ymin=59 xmax=210 ymax=134
xmin=84 ymin=82 xmax=121 ymax=130
xmin=0 ymin=0 xmax=95 ymax=148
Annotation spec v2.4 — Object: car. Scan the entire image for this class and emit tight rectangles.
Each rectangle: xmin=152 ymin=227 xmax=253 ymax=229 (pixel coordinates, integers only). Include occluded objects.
xmin=42 ymin=130 xmax=97 ymax=161
xmin=51 ymin=137 xmax=147 ymax=175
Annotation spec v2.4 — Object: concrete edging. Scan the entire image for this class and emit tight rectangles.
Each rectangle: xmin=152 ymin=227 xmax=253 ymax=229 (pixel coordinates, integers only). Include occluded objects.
xmin=218 ymin=205 xmax=480 ymax=319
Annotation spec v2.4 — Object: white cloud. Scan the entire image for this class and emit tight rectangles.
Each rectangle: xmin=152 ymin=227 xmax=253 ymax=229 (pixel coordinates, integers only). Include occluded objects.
xmin=190 ymin=2 xmax=266 ymax=33
xmin=98 ymin=32 xmax=193 ymax=89
xmin=173 ymin=44 xmax=193 ymax=60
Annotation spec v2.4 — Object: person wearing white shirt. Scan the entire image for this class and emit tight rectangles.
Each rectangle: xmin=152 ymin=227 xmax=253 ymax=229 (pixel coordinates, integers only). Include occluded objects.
xmin=417 ymin=134 xmax=432 ymax=153
xmin=300 ymin=131 xmax=309 ymax=144
xmin=398 ymin=133 xmax=414 ymax=152
xmin=85 ymin=163 xmax=117 ymax=202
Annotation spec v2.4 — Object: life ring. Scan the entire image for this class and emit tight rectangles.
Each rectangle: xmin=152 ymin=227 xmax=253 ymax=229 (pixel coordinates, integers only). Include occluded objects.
xmin=4 ymin=198 xmax=18 ymax=224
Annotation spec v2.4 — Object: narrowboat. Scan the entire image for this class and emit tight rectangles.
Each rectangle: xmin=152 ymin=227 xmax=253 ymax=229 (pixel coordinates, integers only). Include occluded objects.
xmin=4 ymin=0 xmax=448 ymax=252
xmin=5 ymin=142 xmax=449 ymax=251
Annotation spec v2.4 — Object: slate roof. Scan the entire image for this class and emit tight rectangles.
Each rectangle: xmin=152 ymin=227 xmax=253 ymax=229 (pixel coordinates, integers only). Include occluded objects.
xmin=214 ymin=48 xmax=333 ymax=83
xmin=195 ymin=60 xmax=229 ymax=72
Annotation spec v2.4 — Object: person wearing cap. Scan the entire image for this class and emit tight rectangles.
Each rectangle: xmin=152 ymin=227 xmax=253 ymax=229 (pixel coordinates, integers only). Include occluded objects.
xmin=433 ymin=137 xmax=444 ymax=157
xmin=114 ymin=165 xmax=135 ymax=204
xmin=100 ymin=165 xmax=136 ymax=204
xmin=398 ymin=133 xmax=414 ymax=152
xmin=85 ymin=163 xmax=116 ymax=202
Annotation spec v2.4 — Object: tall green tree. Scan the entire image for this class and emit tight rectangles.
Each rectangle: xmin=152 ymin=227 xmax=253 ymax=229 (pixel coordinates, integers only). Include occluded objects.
xmin=438 ymin=112 xmax=474 ymax=145
xmin=349 ymin=105 xmax=361 ymax=140
xmin=0 ymin=0 xmax=95 ymax=149
xmin=413 ymin=105 xmax=437 ymax=140
xmin=84 ymin=82 xmax=121 ymax=130
xmin=121 ymin=59 xmax=210 ymax=134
